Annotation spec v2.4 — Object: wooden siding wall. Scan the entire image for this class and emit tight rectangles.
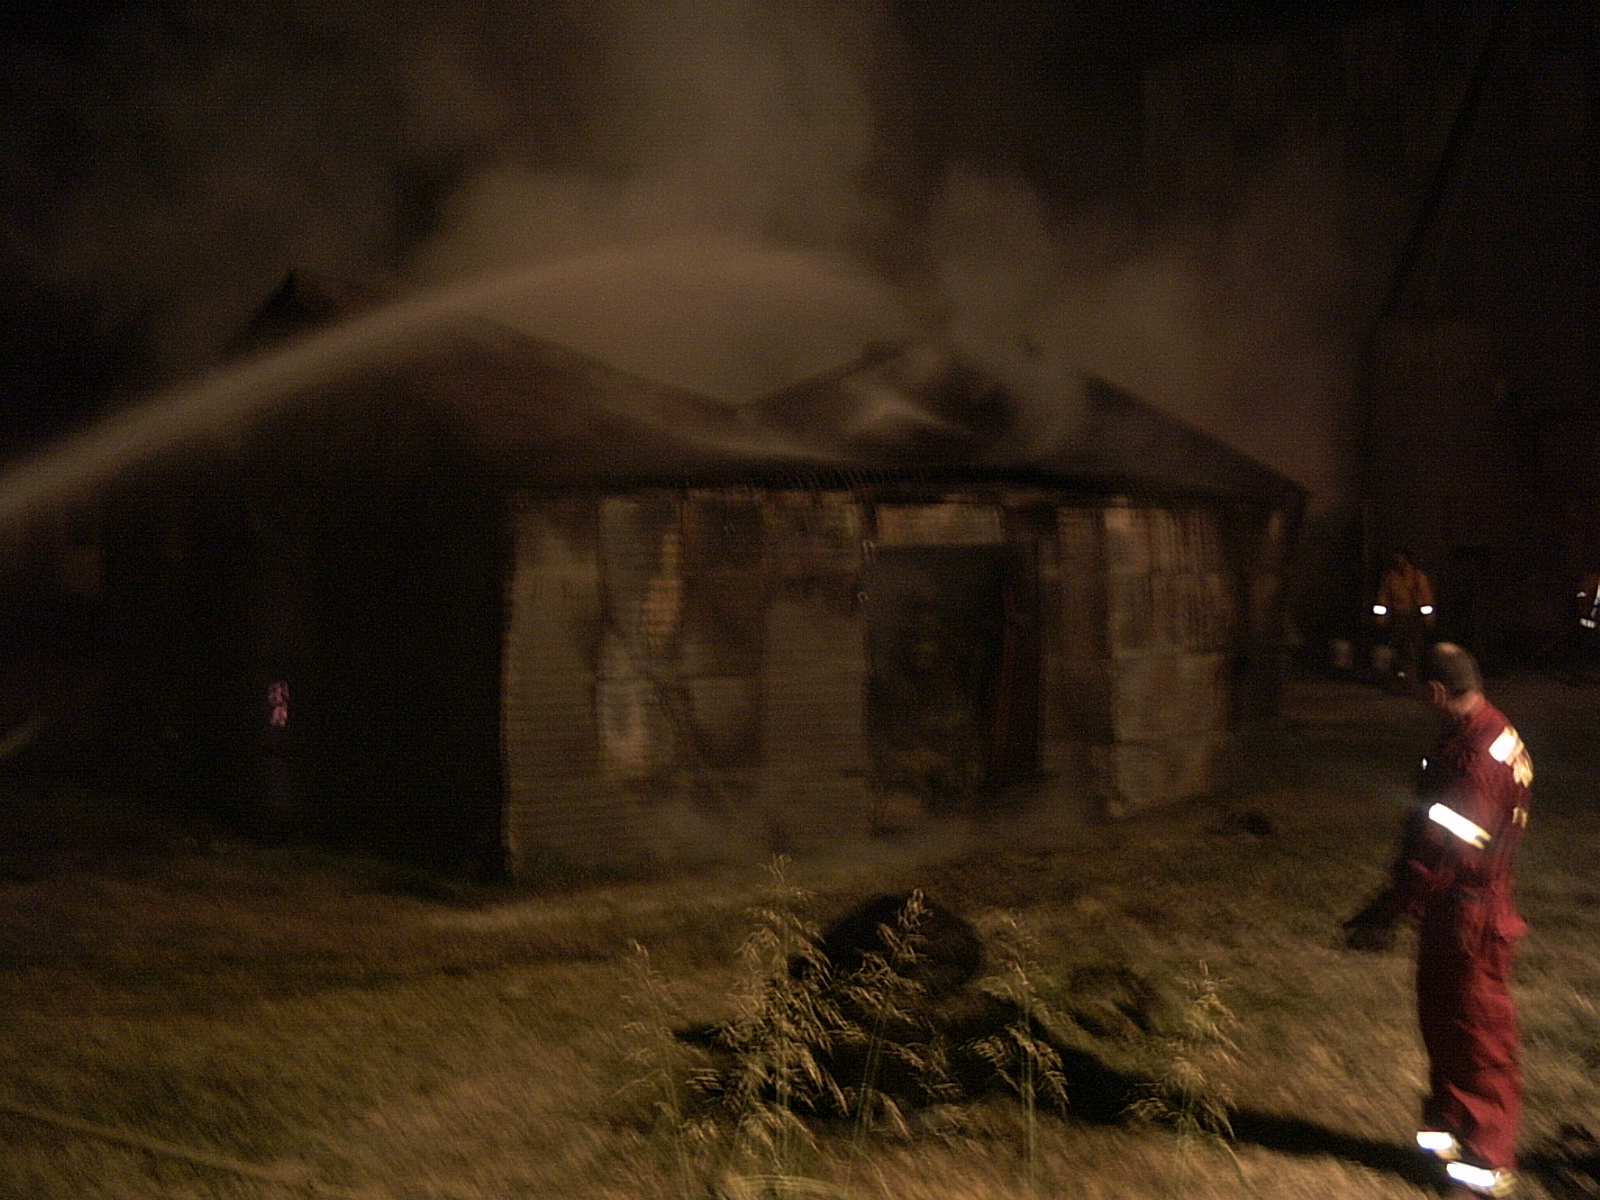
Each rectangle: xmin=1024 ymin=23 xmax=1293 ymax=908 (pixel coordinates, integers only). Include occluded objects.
xmin=504 ymin=488 xmax=1262 ymax=873
xmin=501 ymin=496 xmax=616 ymax=870
xmin=1054 ymin=506 xmax=1112 ymax=802
xmin=503 ymin=489 xmax=868 ymax=871
xmin=758 ymin=492 xmax=870 ymax=852
xmin=1094 ymin=502 xmax=1236 ymax=816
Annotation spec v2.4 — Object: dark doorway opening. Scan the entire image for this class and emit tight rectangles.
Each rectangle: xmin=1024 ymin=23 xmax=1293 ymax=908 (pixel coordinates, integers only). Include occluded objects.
xmin=863 ymin=545 xmax=1039 ymax=805
xmin=299 ymin=471 xmax=509 ymax=881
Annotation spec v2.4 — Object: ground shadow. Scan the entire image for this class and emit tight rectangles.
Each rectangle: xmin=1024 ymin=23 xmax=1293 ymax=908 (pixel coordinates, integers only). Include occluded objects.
xmin=682 ymin=1000 xmax=1568 ymax=1196
xmin=1520 ymin=1125 xmax=1600 ymax=1200
xmin=1230 ymin=1110 xmax=1600 ymax=1198
xmin=1226 ymin=1109 xmax=1444 ymax=1189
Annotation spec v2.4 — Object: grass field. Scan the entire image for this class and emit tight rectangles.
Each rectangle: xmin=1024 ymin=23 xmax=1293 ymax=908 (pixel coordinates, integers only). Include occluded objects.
xmin=1 ymin=673 xmax=1597 ymax=1199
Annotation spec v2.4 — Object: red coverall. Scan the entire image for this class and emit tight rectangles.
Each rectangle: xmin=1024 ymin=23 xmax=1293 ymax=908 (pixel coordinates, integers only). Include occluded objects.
xmin=1369 ymin=701 xmax=1532 ymax=1172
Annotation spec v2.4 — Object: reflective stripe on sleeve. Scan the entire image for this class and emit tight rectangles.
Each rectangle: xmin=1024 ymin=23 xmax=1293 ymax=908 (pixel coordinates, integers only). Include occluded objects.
xmin=1428 ymin=802 xmax=1491 ymax=849
xmin=1488 ymin=725 xmax=1534 ymax=786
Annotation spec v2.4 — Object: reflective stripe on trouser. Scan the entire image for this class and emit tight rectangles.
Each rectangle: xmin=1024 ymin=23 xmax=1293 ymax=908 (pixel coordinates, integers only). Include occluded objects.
xmin=1445 ymin=1160 xmax=1517 ymax=1195
xmin=1416 ymin=903 xmax=1522 ymax=1172
xmin=1416 ymin=1130 xmax=1459 ymax=1159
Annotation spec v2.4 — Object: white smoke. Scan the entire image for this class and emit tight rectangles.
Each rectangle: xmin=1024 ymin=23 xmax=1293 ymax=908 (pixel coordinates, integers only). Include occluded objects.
xmin=409 ymin=0 xmax=897 ymax=282
xmin=2 ymin=0 xmax=1380 ymax=510
xmin=923 ymin=150 xmax=1358 ymax=502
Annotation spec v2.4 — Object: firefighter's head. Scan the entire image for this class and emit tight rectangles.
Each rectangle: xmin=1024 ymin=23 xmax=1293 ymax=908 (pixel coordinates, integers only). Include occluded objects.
xmin=1421 ymin=642 xmax=1483 ymax=713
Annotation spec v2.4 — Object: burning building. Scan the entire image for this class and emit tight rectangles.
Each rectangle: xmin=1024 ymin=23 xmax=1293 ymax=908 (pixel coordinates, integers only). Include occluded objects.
xmin=492 ymin=356 xmax=1303 ymax=873
xmin=13 ymin=253 xmax=1303 ymax=878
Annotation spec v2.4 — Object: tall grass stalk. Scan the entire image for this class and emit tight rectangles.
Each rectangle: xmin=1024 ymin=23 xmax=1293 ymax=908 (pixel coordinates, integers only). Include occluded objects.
xmin=835 ymin=888 xmax=963 ymax=1194
xmin=717 ymin=857 xmax=847 ymax=1193
xmin=1126 ymin=961 xmax=1241 ymax=1187
xmin=619 ymin=939 xmax=718 ymax=1199
xmin=839 ymin=889 xmax=929 ymax=1152
xmin=972 ymin=914 xmax=1069 ymax=1198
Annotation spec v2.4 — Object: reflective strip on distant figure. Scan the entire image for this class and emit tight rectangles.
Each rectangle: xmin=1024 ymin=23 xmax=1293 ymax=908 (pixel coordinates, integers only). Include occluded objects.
xmin=1428 ymin=803 xmax=1491 ymax=849
xmin=1583 ymin=618 xmax=1597 ymax=629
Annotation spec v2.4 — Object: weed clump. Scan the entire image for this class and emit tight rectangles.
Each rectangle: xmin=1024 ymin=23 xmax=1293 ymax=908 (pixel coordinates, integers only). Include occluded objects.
xmin=715 ymin=859 xmax=850 ymax=1185
xmin=969 ymin=914 xmax=1070 ymax=1196
xmin=647 ymin=867 xmax=1007 ymax=1196
xmin=1126 ymin=962 xmax=1240 ymax=1166
xmin=832 ymin=888 xmax=964 ymax=1149
xmin=627 ymin=866 xmax=1177 ymax=1198
xmin=618 ymin=940 xmax=720 ymax=1198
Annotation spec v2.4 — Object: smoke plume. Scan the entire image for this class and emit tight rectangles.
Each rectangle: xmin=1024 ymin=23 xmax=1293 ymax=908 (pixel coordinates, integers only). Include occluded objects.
xmin=1 ymin=0 xmax=1386 ymax=510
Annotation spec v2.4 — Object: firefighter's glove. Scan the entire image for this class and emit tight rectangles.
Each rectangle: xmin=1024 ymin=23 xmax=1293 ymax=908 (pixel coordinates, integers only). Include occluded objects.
xmin=1342 ymin=903 xmax=1397 ymax=953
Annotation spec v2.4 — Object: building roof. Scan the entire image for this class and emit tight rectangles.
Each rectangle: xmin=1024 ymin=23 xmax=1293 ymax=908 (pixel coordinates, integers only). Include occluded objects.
xmin=408 ymin=323 xmax=1305 ymax=506
xmin=0 ymin=254 xmax=1304 ymax=546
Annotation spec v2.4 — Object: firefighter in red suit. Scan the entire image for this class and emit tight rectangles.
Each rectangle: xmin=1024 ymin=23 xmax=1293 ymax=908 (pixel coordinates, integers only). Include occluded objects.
xmin=1343 ymin=643 xmax=1532 ymax=1199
